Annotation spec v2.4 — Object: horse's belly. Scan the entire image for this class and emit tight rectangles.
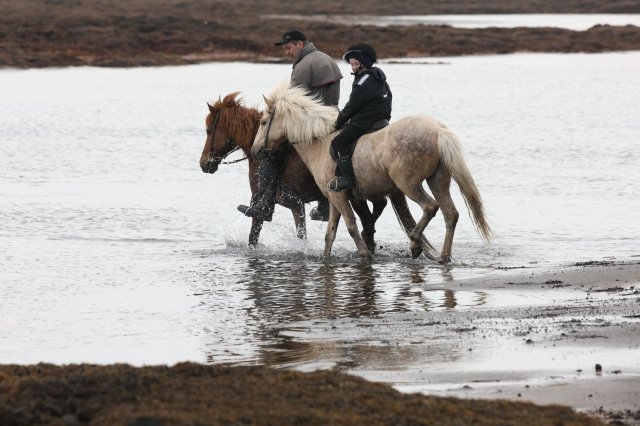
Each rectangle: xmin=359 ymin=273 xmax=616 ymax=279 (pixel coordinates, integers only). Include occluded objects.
xmin=354 ymin=173 xmax=397 ymax=198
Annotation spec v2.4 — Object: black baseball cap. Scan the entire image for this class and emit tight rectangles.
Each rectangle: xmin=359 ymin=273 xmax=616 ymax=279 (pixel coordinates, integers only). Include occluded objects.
xmin=274 ymin=29 xmax=307 ymax=46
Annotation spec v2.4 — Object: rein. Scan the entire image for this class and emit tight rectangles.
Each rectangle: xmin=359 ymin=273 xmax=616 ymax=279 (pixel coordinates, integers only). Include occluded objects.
xmin=206 ymin=110 xmax=247 ymax=165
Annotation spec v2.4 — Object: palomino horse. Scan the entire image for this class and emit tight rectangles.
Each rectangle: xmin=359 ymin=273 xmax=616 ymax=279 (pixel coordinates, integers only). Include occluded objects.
xmin=251 ymin=84 xmax=492 ymax=262
xmin=199 ymin=92 xmax=434 ymax=255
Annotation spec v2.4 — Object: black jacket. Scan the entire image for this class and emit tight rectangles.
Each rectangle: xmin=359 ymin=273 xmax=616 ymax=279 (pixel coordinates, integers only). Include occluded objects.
xmin=336 ymin=67 xmax=392 ymax=130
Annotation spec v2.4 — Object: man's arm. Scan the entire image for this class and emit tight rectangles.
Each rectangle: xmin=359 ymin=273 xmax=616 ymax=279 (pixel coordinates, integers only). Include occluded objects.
xmin=290 ymin=60 xmax=312 ymax=88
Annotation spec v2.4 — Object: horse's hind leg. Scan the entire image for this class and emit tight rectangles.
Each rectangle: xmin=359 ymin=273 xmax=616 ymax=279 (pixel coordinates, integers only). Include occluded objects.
xmin=427 ymin=167 xmax=459 ymax=263
xmin=392 ymin=183 xmax=439 ymax=259
xmin=248 ymin=218 xmax=264 ymax=247
xmin=389 ymin=193 xmax=438 ymax=260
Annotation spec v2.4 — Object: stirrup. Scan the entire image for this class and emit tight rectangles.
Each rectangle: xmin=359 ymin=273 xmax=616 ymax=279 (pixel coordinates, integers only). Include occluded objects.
xmin=327 ymin=177 xmax=354 ymax=192
xmin=309 ymin=206 xmax=329 ymax=222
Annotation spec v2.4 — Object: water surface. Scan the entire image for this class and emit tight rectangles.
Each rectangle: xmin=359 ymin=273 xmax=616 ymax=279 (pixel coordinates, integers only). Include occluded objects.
xmin=262 ymin=13 xmax=640 ymax=30
xmin=1 ymin=53 xmax=639 ymax=373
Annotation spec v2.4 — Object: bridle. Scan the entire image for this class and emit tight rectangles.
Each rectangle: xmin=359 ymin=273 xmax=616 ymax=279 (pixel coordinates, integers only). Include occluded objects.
xmin=262 ymin=106 xmax=306 ymax=148
xmin=206 ymin=110 xmax=246 ymax=165
xmin=261 ymin=106 xmax=281 ymax=153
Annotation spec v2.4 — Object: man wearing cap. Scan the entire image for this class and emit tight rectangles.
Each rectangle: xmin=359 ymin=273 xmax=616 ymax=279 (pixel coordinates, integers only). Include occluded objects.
xmin=237 ymin=29 xmax=342 ymax=222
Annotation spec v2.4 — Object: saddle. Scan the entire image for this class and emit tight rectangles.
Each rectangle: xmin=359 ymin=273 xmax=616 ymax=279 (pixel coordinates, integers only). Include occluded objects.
xmin=330 ymin=119 xmax=389 ymax=159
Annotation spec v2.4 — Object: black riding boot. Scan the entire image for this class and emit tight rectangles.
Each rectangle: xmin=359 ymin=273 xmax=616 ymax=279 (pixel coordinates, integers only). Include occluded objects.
xmin=328 ymin=155 xmax=356 ymax=192
xmin=309 ymin=197 xmax=330 ymax=221
xmin=237 ymin=152 xmax=283 ymax=221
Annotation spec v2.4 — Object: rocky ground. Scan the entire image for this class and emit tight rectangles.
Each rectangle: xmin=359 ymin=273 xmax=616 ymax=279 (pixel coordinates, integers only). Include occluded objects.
xmin=1 ymin=0 xmax=640 ymax=68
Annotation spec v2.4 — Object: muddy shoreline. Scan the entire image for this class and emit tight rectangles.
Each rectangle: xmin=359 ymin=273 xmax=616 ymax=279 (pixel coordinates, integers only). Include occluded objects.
xmin=2 ymin=0 xmax=640 ymax=68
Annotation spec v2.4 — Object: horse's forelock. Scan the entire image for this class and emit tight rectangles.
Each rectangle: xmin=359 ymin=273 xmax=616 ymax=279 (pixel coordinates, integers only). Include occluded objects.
xmin=222 ymin=91 xmax=242 ymax=108
xmin=204 ymin=92 xmax=261 ymax=152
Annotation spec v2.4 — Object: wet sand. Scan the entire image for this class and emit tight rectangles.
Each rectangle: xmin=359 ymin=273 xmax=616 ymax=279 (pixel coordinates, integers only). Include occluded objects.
xmin=387 ymin=261 xmax=640 ymax=424
xmin=263 ymin=260 xmax=639 ymax=425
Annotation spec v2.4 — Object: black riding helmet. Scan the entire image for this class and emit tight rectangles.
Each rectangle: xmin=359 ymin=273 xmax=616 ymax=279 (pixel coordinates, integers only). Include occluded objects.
xmin=341 ymin=43 xmax=377 ymax=68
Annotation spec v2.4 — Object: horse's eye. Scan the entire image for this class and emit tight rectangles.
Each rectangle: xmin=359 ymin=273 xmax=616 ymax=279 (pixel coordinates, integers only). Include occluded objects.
xmin=260 ymin=120 xmax=267 ymax=126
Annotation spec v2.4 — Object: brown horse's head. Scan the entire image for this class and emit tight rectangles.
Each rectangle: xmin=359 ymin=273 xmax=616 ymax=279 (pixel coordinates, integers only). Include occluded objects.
xmin=199 ymin=93 xmax=237 ymax=174
xmin=199 ymin=92 xmax=259 ymax=174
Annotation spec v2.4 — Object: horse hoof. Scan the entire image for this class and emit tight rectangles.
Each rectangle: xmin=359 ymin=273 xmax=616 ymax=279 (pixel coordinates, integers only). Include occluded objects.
xmin=421 ymin=252 xmax=434 ymax=261
xmin=361 ymin=230 xmax=377 ymax=254
xmin=411 ymin=247 xmax=423 ymax=259
xmin=357 ymin=249 xmax=372 ymax=260
xmin=438 ymin=256 xmax=452 ymax=264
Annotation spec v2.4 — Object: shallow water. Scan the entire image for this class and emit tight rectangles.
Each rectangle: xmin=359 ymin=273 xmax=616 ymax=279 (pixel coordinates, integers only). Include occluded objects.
xmin=1 ymin=53 xmax=639 ymax=376
xmin=263 ymin=13 xmax=640 ymax=30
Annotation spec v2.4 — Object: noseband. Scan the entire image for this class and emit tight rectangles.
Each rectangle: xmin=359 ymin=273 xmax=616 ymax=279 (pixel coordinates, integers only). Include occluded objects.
xmin=206 ymin=111 xmax=245 ymax=165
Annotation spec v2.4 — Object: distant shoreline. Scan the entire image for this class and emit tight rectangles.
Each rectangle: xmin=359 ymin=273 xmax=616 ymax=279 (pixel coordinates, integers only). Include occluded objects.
xmin=2 ymin=0 xmax=640 ymax=68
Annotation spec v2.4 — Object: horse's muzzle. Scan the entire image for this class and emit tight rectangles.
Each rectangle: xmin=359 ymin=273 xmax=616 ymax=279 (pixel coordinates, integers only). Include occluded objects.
xmin=200 ymin=160 xmax=219 ymax=174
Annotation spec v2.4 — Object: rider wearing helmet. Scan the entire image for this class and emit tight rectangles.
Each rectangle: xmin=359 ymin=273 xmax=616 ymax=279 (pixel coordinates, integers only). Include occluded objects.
xmin=328 ymin=43 xmax=392 ymax=192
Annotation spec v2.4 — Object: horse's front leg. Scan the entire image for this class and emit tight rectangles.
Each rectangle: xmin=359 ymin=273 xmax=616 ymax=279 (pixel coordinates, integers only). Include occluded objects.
xmin=324 ymin=203 xmax=341 ymax=257
xmin=277 ymin=186 xmax=306 ymax=240
xmin=329 ymin=193 xmax=371 ymax=259
xmin=291 ymin=202 xmax=306 ymax=240
xmin=351 ymin=199 xmax=375 ymax=253
xmin=248 ymin=218 xmax=264 ymax=247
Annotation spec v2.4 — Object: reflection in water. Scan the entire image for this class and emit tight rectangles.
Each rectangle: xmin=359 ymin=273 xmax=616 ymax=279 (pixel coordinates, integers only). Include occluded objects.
xmin=193 ymin=250 xmax=493 ymax=369
xmin=443 ymin=290 xmax=457 ymax=309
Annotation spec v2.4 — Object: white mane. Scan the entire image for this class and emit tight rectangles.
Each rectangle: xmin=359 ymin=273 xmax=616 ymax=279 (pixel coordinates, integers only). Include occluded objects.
xmin=267 ymin=83 xmax=338 ymax=145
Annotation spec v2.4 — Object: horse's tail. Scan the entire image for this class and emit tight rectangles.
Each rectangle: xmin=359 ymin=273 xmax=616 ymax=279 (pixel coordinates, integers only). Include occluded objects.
xmin=437 ymin=129 xmax=493 ymax=243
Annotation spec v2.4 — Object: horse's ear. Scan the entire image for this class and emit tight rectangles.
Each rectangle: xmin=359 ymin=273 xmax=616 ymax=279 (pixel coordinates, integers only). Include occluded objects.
xmin=262 ymin=94 xmax=273 ymax=109
xmin=207 ymin=103 xmax=215 ymax=113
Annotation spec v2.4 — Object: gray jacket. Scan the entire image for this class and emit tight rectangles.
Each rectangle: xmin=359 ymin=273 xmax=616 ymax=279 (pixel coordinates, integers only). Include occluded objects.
xmin=291 ymin=42 xmax=343 ymax=107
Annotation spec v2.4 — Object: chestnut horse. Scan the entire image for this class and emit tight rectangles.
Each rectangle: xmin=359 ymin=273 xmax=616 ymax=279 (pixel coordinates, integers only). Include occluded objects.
xmin=199 ymin=92 xmax=436 ymax=257
xmin=251 ymin=84 xmax=492 ymax=262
